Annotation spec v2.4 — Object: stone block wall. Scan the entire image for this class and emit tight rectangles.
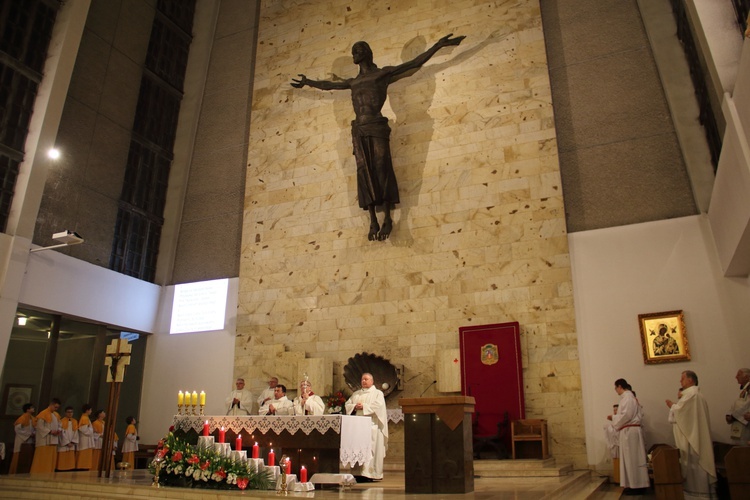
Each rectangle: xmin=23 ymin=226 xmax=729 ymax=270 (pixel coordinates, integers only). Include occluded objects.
xmin=237 ymin=0 xmax=585 ymax=467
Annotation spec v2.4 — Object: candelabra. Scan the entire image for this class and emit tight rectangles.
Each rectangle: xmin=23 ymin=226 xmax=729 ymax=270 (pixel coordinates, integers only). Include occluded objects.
xmin=191 ymin=403 xmax=197 ymax=416
xmin=200 ymin=403 xmax=205 ymax=416
xmin=177 ymin=402 xmax=183 ymax=416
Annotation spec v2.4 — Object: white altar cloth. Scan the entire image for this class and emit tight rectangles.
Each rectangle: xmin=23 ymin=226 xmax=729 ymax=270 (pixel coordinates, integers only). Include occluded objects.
xmin=173 ymin=415 xmax=371 ymax=466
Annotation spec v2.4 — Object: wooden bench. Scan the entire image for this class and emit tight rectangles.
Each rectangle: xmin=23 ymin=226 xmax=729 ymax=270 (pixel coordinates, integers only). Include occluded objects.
xmin=511 ymin=419 xmax=548 ymax=459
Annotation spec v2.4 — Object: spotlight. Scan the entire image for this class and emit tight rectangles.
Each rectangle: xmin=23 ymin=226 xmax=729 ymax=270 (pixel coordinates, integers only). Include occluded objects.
xmin=48 ymin=148 xmax=60 ymax=160
xmin=17 ymin=317 xmax=27 ymax=326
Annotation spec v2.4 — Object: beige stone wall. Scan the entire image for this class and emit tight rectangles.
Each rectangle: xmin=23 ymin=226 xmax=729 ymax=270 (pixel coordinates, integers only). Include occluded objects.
xmin=238 ymin=0 xmax=585 ymax=467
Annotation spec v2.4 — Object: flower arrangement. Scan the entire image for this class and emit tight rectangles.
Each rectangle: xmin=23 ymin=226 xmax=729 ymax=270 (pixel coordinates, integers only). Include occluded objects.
xmin=324 ymin=390 xmax=348 ymax=414
xmin=149 ymin=432 xmax=272 ymax=490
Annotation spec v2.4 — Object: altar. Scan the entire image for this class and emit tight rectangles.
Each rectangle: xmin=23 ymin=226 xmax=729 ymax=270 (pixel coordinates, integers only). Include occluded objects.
xmin=172 ymin=415 xmax=371 ymax=475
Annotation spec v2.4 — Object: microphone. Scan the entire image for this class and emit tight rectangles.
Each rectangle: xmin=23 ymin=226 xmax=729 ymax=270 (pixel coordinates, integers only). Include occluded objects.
xmin=420 ymin=380 xmax=438 ymax=397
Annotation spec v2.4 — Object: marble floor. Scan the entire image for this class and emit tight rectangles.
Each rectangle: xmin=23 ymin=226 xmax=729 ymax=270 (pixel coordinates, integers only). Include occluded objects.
xmin=0 ymin=469 xmax=626 ymax=499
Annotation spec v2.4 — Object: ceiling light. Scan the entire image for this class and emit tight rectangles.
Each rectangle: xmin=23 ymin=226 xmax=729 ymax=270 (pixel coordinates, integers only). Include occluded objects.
xmin=17 ymin=317 xmax=27 ymax=326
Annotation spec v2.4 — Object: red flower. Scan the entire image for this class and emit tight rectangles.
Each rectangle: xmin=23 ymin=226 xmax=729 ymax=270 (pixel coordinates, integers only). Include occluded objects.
xmin=157 ymin=439 xmax=165 ymax=449
xmin=168 ymin=425 xmax=175 ymax=432
xmin=200 ymin=460 xmax=210 ymax=470
xmin=236 ymin=477 xmax=249 ymax=490
xmin=172 ymin=451 xmax=183 ymax=462
xmin=186 ymin=454 xmax=200 ymax=465
xmin=155 ymin=448 xmax=167 ymax=459
xmin=215 ymin=467 xmax=227 ymax=479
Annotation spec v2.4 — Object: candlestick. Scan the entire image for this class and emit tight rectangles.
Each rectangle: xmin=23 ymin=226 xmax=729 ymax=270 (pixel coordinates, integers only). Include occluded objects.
xmin=268 ymin=449 xmax=275 ymax=466
xmin=191 ymin=391 xmax=198 ymax=406
xmin=199 ymin=390 xmax=206 ymax=406
xmin=202 ymin=421 xmax=209 ymax=437
xmin=252 ymin=442 xmax=259 ymax=459
xmin=300 ymin=465 xmax=307 ymax=483
xmin=218 ymin=427 xmax=225 ymax=443
xmin=236 ymin=434 xmax=242 ymax=451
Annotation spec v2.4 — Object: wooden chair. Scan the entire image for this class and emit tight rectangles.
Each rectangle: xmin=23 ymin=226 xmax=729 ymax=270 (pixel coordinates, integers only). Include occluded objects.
xmin=472 ymin=411 xmax=510 ymax=459
xmin=511 ymin=419 xmax=548 ymax=459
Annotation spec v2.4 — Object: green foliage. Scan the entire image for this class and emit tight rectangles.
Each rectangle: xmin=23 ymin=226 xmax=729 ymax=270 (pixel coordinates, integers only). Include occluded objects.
xmin=148 ymin=432 xmax=272 ymax=490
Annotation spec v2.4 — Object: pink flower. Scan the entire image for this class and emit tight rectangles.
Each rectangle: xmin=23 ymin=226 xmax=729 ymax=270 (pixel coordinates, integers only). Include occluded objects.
xmin=172 ymin=451 xmax=183 ymax=462
xmin=236 ymin=477 xmax=249 ymax=490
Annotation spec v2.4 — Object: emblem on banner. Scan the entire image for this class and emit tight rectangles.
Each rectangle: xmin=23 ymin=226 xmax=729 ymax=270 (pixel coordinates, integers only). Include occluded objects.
xmin=480 ymin=343 xmax=499 ymax=365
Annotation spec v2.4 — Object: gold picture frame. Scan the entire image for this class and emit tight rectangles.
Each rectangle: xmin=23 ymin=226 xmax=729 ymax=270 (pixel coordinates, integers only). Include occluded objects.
xmin=638 ymin=310 xmax=691 ymax=364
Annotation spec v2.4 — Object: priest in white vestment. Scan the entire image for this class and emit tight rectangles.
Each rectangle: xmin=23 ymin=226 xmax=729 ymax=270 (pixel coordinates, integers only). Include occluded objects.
xmin=345 ymin=372 xmax=388 ymax=480
xmin=259 ymin=384 xmax=294 ymax=415
xmin=666 ymin=370 xmax=716 ymax=499
xmin=225 ymin=378 xmax=254 ymax=416
xmin=608 ymin=379 xmax=649 ymax=493
xmin=725 ymin=368 xmax=750 ymax=445
xmin=257 ymin=377 xmax=279 ymax=410
xmin=293 ymin=380 xmax=325 ymax=416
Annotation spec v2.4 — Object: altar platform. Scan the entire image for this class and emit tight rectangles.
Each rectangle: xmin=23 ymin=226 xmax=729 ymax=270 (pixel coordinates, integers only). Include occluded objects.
xmin=0 ymin=461 xmax=617 ymax=499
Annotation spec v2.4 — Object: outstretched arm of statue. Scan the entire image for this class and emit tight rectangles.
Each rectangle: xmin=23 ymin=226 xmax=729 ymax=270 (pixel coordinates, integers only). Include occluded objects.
xmin=291 ymin=74 xmax=350 ymax=90
xmin=390 ymin=33 xmax=465 ymax=79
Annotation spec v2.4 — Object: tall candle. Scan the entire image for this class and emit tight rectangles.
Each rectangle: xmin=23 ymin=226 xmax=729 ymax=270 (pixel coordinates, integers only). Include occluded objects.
xmin=252 ymin=442 xmax=259 ymax=459
xmin=202 ymin=421 xmax=209 ymax=436
xmin=191 ymin=391 xmax=198 ymax=406
xmin=199 ymin=390 xmax=206 ymax=405
xmin=268 ymin=449 xmax=275 ymax=466
xmin=218 ymin=427 xmax=225 ymax=443
xmin=285 ymin=460 xmax=291 ymax=474
xmin=178 ymin=391 xmax=184 ymax=405
xmin=300 ymin=465 xmax=307 ymax=483
xmin=235 ymin=434 xmax=242 ymax=451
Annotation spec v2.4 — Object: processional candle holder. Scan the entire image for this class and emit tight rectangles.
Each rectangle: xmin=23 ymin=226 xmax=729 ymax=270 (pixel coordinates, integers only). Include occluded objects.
xmin=177 ymin=402 xmax=183 ymax=416
xmin=151 ymin=456 xmax=163 ymax=488
xmin=199 ymin=403 xmax=205 ymax=416
xmin=191 ymin=403 xmax=197 ymax=416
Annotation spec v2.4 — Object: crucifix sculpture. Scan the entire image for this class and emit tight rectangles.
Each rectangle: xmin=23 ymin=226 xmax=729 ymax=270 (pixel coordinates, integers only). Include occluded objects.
xmin=292 ymin=34 xmax=465 ymax=241
xmin=99 ymin=338 xmax=131 ymax=477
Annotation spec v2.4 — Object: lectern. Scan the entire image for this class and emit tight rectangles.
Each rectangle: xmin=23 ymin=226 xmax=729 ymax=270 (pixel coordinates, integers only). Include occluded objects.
xmin=399 ymin=396 xmax=476 ymax=494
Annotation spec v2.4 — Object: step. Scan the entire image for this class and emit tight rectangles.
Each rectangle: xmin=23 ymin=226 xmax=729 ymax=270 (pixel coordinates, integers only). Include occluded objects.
xmin=474 ymin=458 xmax=573 ymax=477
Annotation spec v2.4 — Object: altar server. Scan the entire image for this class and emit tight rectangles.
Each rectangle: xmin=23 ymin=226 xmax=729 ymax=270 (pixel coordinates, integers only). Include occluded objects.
xmin=225 ymin=378 xmax=254 ymax=415
xmin=293 ymin=380 xmax=325 ymax=416
xmin=57 ymin=406 xmax=79 ymax=470
xmin=259 ymin=384 xmax=293 ymax=415
xmin=76 ymin=404 xmax=94 ymax=470
xmin=9 ymin=403 xmax=36 ymax=474
xmin=608 ymin=379 xmax=649 ymax=494
xmin=30 ymin=398 xmax=62 ymax=473
xmin=121 ymin=416 xmax=139 ymax=469
xmin=345 ymin=373 xmax=388 ymax=480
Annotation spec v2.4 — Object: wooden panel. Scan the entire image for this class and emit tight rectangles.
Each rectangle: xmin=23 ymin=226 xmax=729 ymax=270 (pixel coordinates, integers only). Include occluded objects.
xmin=436 ymin=348 xmax=461 ymax=392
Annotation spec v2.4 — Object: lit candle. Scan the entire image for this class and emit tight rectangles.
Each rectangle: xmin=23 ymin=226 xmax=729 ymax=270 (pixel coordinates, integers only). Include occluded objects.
xmin=268 ymin=448 xmax=275 ymax=466
xmin=202 ymin=420 xmax=209 ymax=436
xmin=300 ymin=465 xmax=307 ymax=483
xmin=191 ymin=391 xmax=198 ymax=406
xmin=218 ymin=427 xmax=225 ymax=443
xmin=178 ymin=391 xmax=184 ymax=406
xmin=252 ymin=442 xmax=259 ymax=459
xmin=199 ymin=390 xmax=206 ymax=405
xmin=236 ymin=434 xmax=242 ymax=451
